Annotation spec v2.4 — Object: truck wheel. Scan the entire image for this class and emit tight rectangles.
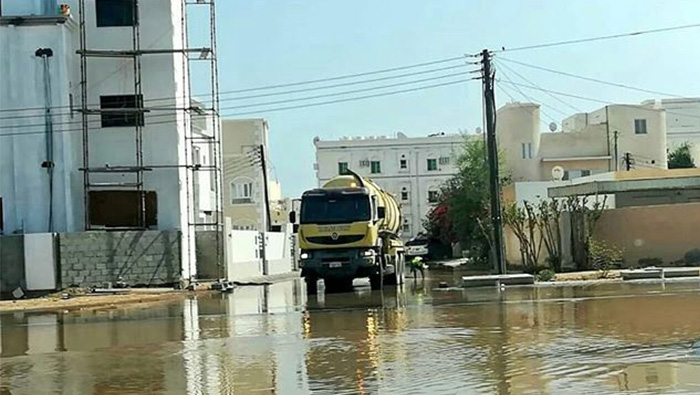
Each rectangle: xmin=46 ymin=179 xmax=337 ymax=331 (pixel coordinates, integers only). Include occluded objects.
xmin=369 ymin=273 xmax=382 ymax=290
xmin=324 ymin=278 xmax=353 ymax=293
xmin=305 ymin=276 xmax=319 ymax=295
xmin=397 ymin=254 xmax=406 ymax=285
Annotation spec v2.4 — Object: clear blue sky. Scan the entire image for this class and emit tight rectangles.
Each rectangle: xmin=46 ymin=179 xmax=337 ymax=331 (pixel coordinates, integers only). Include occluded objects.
xmin=204 ymin=0 xmax=700 ymax=197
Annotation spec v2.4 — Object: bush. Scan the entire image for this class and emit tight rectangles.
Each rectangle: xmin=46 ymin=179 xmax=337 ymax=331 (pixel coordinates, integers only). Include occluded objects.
xmin=589 ymin=239 xmax=624 ymax=278
xmin=684 ymin=249 xmax=700 ymax=265
xmin=638 ymin=257 xmax=663 ymax=267
xmin=537 ymin=269 xmax=556 ymax=282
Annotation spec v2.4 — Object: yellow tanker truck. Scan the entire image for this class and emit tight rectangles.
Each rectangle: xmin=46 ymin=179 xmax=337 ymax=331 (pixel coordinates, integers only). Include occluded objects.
xmin=293 ymin=170 xmax=405 ymax=293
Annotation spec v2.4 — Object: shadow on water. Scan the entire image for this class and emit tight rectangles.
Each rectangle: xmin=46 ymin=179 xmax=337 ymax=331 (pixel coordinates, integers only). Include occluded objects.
xmin=3 ymin=276 xmax=700 ymax=393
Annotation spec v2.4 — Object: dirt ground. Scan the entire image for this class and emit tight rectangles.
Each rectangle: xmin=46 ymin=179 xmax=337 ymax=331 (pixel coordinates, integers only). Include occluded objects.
xmin=0 ymin=290 xmax=197 ymax=314
xmin=554 ymin=270 xmax=622 ymax=282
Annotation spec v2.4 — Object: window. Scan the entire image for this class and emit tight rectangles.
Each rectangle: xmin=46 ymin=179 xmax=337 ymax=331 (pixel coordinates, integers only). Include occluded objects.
xmin=581 ymin=170 xmax=591 ymax=177
xmin=427 ymin=158 xmax=438 ymax=171
xmin=370 ymin=161 xmax=381 ymax=174
xmin=100 ymin=94 xmax=144 ymax=127
xmin=402 ymin=220 xmax=410 ymax=233
xmin=400 ymin=155 xmax=407 ymax=169
xmin=338 ymin=162 xmax=349 ymax=175
xmin=359 ymin=159 xmax=370 ymax=168
xmin=401 ymin=188 xmax=409 ymax=201
xmin=96 ymin=0 xmax=136 ymax=27
xmin=428 ymin=190 xmax=439 ymax=203
xmin=521 ymin=143 xmax=533 ymax=159
xmin=635 ymin=119 xmax=648 ymax=134
xmin=88 ymin=190 xmax=157 ymax=228
xmin=230 ymin=180 xmax=253 ymax=204
xmin=528 ymin=143 xmax=533 ymax=159
xmin=439 ymin=157 xmax=450 ymax=165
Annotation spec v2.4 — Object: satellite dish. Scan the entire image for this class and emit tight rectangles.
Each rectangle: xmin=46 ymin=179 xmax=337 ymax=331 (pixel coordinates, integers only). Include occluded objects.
xmin=475 ymin=127 xmax=483 ymax=134
xmin=549 ymin=122 xmax=558 ymax=132
xmin=551 ymin=166 xmax=565 ymax=181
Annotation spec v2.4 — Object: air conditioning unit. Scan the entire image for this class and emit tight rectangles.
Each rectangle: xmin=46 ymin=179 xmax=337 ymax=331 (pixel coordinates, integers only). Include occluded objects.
xmin=439 ymin=157 xmax=450 ymax=165
xmin=359 ymin=160 xmax=370 ymax=168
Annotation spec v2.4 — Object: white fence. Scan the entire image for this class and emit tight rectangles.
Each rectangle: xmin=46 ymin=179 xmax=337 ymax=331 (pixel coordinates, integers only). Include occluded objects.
xmin=224 ymin=219 xmax=296 ymax=281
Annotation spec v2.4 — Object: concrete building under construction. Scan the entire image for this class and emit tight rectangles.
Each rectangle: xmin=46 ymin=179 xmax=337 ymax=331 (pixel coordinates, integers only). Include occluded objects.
xmin=0 ymin=0 xmax=222 ymax=287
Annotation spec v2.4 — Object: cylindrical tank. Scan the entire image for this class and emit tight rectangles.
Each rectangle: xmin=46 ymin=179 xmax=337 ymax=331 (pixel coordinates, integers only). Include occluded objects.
xmin=321 ymin=175 xmax=402 ymax=236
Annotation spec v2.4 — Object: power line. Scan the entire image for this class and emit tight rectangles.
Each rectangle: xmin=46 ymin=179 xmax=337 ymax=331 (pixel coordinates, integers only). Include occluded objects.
xmin=496 ymin=79 xmax=700 ymax=121
xmin=494 ymin=59 xmax=582 ymax=114
xmin=219 ymin=64 xmax=471 ymax=101
xmin=0 ymin=55 xmax=474 ymax=114
xmin=497 ymin=57 xmax=688 ymax=98
xmin=493 ymin=22 xmax=700 ymax=53
xmin=216 ymin=55 xmax=473 ymax=94
xmin=496 ymin=84 xmax=552 ymax=130
xmin=219 ymin=70 xmax=477 ymax=111
xmin=225 ymin=77 xmax=479 ymax=117
xmin=0 ymin=64 xmax=477 ymax=123
xmin=0 ymin=70 xmax=480 ymax=131
xmin=0 ymin=77 xmax=479 ymax=138
xmin=495 ymin=67 xmax=560 ymax=124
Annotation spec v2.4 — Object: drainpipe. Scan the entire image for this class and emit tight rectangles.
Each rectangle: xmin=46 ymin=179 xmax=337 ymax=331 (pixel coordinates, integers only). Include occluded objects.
xmin=36 ymin=48 xmax=55 ymax=232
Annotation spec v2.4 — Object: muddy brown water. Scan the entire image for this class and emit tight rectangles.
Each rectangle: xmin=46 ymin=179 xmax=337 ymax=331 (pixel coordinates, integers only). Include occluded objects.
xmin=3 ymin=274 xmax=700 ymax=394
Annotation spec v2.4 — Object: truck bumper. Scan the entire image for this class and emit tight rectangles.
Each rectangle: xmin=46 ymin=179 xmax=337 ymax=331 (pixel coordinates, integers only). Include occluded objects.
xmin=300 ymin=249 xmax=378 ymax=279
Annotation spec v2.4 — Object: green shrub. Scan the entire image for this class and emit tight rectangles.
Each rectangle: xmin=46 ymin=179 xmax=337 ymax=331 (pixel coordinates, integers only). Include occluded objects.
xmin=537 ymin=269 xmax=556 ymax=282
xmin=684 ymin=249 xmax=700 ymax=265
xmin=638 ymin=257 xmax=663 ymax=267
xmin=589 ymin=239 xmax=624 ymax=278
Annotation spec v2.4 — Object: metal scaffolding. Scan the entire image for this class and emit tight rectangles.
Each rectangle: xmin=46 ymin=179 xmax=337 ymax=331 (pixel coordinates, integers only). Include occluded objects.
xmin=77 ymin=0 xmax=223 ymax=279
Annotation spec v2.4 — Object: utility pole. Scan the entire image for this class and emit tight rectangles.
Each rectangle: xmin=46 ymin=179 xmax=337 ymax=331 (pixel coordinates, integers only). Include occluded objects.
xmin=624 ymin=152 xmax=632 ymax=171
xmin=258 ymin=145 xmax=271 ymax=275
xmin=258 ymin=145 xmax=272 ymax=232
xmin=481 ymin=49 xmax=506 ymax=275
xmin=613 ymin=131 xmax=620 ymax=171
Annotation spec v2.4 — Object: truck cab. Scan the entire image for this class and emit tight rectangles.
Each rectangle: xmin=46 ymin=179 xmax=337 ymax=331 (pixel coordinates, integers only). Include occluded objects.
xmin=296 ymin=174 xmax=405 ymax=293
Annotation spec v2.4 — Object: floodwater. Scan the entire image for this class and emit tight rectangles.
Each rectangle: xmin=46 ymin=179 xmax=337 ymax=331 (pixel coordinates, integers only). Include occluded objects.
xmin=3 ymin=276 xmax=700 ymax=394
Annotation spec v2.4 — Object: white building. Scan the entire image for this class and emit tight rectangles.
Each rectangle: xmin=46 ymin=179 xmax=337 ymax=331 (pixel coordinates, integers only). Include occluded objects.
xmin=498 ymin=102 xmax=667 ymax=182
xmin=0 ymin=0 xmax=218 ymax=279
xmin=642 ymin=98 xmax=700 ymax=161
xmin=222 ymin=119 xmax=281 ymax=231
xmin=314 ymin=133 xmax=464 ymax=239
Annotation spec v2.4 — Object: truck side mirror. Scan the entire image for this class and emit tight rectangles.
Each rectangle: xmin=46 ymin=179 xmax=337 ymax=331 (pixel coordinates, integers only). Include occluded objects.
xmin=289 ymin=211 xmax=296 ymax=223
xmin=377 ymin=207 xmax=386 ymax=220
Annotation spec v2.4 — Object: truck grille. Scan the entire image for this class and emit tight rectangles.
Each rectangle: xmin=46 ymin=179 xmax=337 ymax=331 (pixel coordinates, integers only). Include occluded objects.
xmin=306 ymin=234 xmax=364 ymax=245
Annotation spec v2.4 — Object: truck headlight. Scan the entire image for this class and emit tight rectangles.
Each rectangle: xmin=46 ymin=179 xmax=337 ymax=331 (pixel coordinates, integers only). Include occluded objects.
xmin=362 ymin=250 xmax=374 ymax=257
xmin=300 ymin=252 xmax=310 ymax=260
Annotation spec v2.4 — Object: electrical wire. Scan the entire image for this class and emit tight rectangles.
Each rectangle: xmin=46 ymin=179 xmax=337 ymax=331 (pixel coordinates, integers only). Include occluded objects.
xmin=494 ymin=59 xmax=582 ymax=114
xmin=0 ymin=70 xmax=479 ymax=131
xmin=492 ymin=22 xmax=700 ymax=53
xmin=0 ymin=77 xmax=480 ymax=138
xmin=496 ymin=57 xmax=688 ymax=98
xmin=496 ymin=68 xmax=560 ymax=124
xmin=495 ymin=79 xmax=700 ymax=121
xmin=0 ymin=55 xmax=473 ymax=114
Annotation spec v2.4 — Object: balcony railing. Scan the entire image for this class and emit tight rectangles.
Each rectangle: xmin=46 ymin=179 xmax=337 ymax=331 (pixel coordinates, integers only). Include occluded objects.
xmin=0 ymin=0 xmax=63 ymax=17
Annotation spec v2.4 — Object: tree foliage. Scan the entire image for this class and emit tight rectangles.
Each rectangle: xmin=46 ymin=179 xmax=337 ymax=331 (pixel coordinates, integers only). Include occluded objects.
xmin=668 ymin=143 xmax=695 ymax=169
xmin=424 ymin=138 xmax=509 ymax=262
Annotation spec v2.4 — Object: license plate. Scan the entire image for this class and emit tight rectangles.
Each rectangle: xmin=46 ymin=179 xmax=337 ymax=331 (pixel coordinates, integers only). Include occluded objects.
xmin=329 ymin=262 xmax=342 ymax=268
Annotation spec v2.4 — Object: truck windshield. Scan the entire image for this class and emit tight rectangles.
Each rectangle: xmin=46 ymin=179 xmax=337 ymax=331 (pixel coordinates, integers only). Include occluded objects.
xmin=300 ymin=195 xmax=371 ymax=224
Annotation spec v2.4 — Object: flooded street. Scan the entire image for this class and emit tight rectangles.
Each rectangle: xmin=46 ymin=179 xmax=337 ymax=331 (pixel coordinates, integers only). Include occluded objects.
xmin=3 ymin=276 xmax=700 ymax=394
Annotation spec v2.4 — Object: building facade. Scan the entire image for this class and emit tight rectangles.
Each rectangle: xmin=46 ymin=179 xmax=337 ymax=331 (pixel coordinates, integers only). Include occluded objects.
xmin=497 ymin=102 xmax=667 ymax=182
xmin=0 ymin=0 xmax=218 ymax=279
xmin=314 ymin=133 xmax=464 ymax=239
xmin=642 ymin=98 xmax=700 ymax=161
xmin=222 ymin=119 xmax=280 ymax=231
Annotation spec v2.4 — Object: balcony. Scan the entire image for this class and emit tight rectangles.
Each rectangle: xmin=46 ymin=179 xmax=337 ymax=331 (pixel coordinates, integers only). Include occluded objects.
xmin=0 ymin=0 xmax=71 ymax=25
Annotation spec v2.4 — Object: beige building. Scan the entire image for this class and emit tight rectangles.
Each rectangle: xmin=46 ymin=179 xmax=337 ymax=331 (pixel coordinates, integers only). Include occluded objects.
xmin=222 ymin=119 xmax=281 ymax=231
xmin=497 ymin=102 xmax=667 ymax=182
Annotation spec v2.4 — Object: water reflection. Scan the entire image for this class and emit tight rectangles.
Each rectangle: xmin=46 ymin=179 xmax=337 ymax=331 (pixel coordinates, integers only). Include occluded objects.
xmin=2 ymin=279 xmax=700 ymax=393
